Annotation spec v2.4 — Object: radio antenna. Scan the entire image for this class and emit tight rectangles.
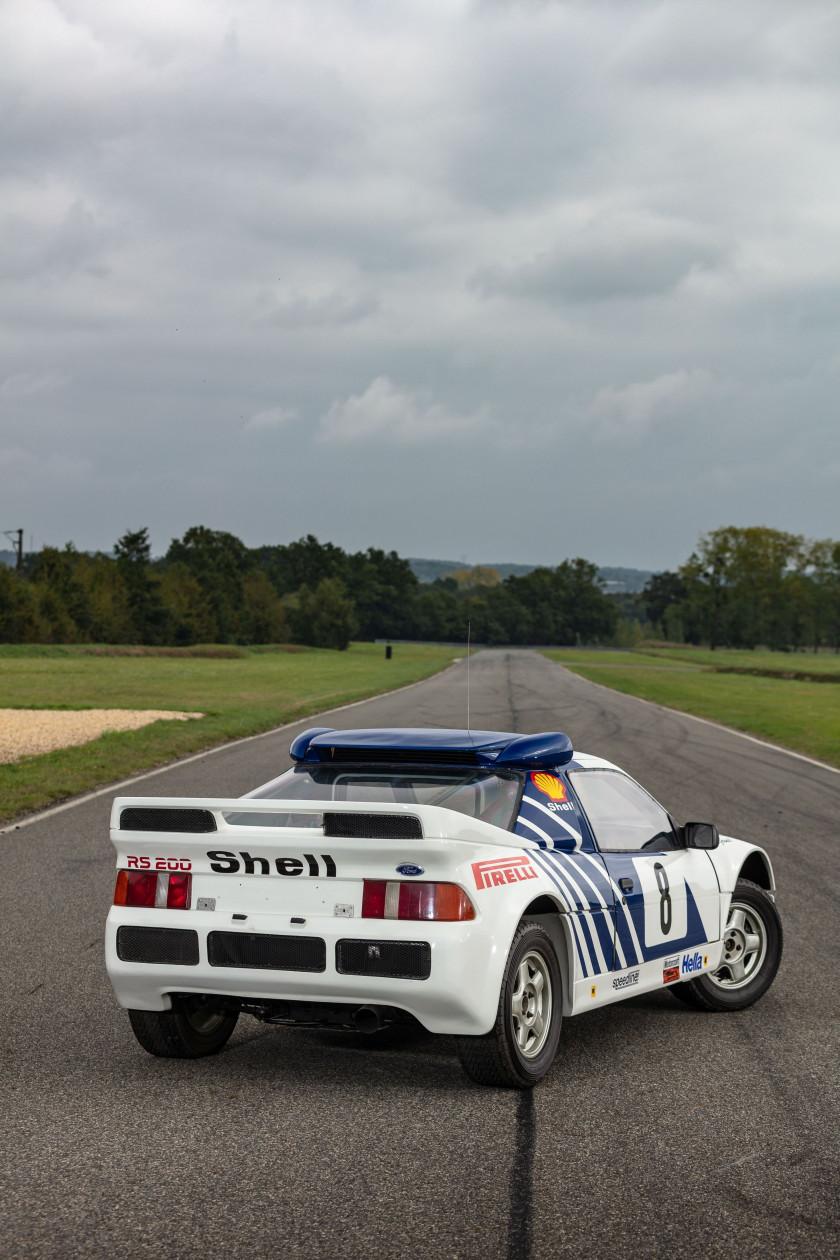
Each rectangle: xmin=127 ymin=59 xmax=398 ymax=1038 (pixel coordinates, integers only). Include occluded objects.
xmin=466 ymin=620 xmax=471 ymax=736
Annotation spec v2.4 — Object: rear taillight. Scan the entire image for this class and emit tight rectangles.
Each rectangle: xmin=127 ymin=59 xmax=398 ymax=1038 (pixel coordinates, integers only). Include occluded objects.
xmin=361 ymin=880 xmax=475 ymax=922
xmin=113 ymin=870 xmax=192 ymax=910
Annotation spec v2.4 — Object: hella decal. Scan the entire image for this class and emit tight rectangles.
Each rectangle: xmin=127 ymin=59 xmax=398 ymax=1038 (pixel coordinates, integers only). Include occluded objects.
xmin=681 ymin=950 xmax=704 ymax=975
xmin=612 ymin=970 xmax=640 ymax=991
xmin=663 ymin=966 xmax=680 ymax=984
xmin=126 ymin=856 xmax=192 ymax=872
xmin=206 ymin=851 xmax=336 ymax=877
xmin=472 ymin=855 xmax=538 ymax=890
xmin=396 ymin=863 xmax=424 ymax=877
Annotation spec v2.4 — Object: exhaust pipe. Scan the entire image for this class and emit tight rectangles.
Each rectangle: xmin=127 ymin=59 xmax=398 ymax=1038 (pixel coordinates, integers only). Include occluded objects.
xmin=354 ymin=1005 xmax=384 ymax=1034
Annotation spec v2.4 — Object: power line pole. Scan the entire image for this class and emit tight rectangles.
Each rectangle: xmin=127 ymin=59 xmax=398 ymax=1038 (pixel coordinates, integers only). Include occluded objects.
xmin=3 ymin=528 xmax=23 ymax=573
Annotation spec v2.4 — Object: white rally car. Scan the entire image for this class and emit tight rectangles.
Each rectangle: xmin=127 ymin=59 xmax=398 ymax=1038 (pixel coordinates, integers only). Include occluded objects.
xmin=105 ymin=727 xmax=782 ymax=1088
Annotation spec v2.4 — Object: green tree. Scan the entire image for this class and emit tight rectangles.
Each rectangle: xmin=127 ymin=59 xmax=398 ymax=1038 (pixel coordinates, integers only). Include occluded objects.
xmin=0 ymin=565 xmax=46 ymax=642
xmin=293 ymin=579 xmax=357 ymax=650
xmin=165 ymin=526 xmax=249 ymax=642
xmin=158 ymin=562 xmax=217 ymax=645
xmin=114 ymin=527 xmax=167 ymax=644
xmin=241 ymin=572 xmax=289 ymax=644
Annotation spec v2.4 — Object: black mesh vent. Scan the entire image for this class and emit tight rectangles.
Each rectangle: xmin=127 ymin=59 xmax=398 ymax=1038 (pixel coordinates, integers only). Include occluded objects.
xmin=327 ymin=747 xmax=480 ymax=766
xmin=324 ymin=813 xmax=423 ymax=840
xmin=336 ymin=939 xmax=431 ymax=980
xmin=120 ymin=807 xmax=217 ymax=833
xmin=116 ymin=926 xmax=199 ymax=965
xmin=207 ymin=931 xmax=326 ymax=972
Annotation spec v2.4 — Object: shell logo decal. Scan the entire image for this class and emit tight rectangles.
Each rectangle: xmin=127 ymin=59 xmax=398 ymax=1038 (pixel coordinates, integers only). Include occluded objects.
xmin=531 ymin=772 xmax=567 ymax=802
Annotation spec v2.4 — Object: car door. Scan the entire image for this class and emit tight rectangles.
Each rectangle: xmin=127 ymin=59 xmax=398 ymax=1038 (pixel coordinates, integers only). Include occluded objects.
xmin=567 ymin=769 xmax=720 ymax=979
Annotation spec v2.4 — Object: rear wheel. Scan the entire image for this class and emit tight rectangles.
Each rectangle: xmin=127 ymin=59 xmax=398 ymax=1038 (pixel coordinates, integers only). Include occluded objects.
xmin=457 ymin=920 xmax=563 ymax=1089
xmin=128 ymin=998 xmax=238 ymax=1058
xmin=669 ymin=879 xmax=782 ymax=1012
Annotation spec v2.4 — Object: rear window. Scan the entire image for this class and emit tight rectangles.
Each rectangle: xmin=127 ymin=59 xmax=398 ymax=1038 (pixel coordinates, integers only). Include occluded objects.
xmin=246 ymin=765 xmax=522 ymax=830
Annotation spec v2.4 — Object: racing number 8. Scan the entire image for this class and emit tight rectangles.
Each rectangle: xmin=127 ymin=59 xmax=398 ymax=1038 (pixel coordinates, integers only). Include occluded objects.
xmin=654 ymin=862 xmax=672 ymax=935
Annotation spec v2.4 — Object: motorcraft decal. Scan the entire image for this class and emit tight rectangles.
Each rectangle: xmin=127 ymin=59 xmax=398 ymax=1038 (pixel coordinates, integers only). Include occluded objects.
xmin=206 ymin=851 xmax=337 ymax=877
xmin=472 ymin=855 xmax=538 ymax=890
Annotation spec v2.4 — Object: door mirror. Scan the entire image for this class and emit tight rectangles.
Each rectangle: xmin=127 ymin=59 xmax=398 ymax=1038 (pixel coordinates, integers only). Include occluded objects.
xmin=683 ymin=821 xmax=719 ymax=850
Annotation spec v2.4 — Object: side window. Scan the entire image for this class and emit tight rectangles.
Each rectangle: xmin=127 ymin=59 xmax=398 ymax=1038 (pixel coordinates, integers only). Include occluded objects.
xmin=569 ymin=770 xmax=677 ymax=853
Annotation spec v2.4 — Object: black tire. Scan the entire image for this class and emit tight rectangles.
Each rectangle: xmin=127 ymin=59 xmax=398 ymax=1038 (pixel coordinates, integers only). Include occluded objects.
xmin=457 ymin=920 xmax=563 ymax=1089
xmin=670 ymin=878 xmax=782 ymax=1013
xmin=128 ymin=998 xmax=238 ymax=1058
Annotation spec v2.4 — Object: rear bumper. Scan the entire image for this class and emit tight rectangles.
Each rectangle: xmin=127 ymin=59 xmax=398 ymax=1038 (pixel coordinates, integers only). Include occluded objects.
xmin=105 ymin=907 xmax=503 ymax=1035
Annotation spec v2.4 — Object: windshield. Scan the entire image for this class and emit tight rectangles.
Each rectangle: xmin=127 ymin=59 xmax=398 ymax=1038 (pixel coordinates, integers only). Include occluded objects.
xmin=246 ymin=765 xmax=522 ymax=830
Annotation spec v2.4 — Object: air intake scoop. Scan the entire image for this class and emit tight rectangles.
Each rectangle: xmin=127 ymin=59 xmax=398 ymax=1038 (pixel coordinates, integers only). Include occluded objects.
xmin=289 ymin=727 xmax=573 ymax=770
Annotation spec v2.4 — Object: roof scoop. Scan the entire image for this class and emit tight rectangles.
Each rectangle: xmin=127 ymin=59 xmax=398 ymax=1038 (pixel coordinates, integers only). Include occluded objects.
xmin=289 ymin=726 xmax=573 ymax=770
xmin=493 ymin=732 xmax=573 ymax=769
xmin=289 ymin=727 xmax=337 ymax=761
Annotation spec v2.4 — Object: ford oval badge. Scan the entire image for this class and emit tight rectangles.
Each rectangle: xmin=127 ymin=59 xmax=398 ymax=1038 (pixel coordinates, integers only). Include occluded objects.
xmin=396 ymin=863 xmax=424 ymax=877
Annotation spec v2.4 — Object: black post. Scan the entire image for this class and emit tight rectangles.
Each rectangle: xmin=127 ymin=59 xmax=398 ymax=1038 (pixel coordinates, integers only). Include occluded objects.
xmin=385 ymin=643 xmax=392 ymax=660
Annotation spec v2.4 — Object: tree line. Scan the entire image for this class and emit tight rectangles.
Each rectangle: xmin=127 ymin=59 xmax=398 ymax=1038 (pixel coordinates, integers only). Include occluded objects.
xmin=3 ymin=523 xmax=834 ymax=651
xmin=0 ymin=526 xmax=618 ymax=649
xmin=637 ymin=527 xmax=840 ymax=651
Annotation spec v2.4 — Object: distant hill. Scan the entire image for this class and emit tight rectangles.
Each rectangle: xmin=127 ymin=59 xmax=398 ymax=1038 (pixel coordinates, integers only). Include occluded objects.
xmin=407 ymin=558 xmax=653 ymax=593
xmin=0 ymin=546 xmax=653 ymax=594
xmin=597 ymin=566 xmax=654 ymax=594
xmin=407 ymin=558 xmax=538 ymax=583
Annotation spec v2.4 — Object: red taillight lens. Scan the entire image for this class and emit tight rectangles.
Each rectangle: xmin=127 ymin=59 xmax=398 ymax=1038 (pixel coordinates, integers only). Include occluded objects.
xmin=113 ymin=870 xmax=191 ymax=910
xmin=362 ymin=880 xmax=475 ymax=922
xmin=398 ymin=881 xmax=436 ymax=920
xmin=166 ymin=873 xmax=191 ymax=910
xmin=361 ymin=880 xmax=387 ymax=918
xmin=119 ymin=871 xmax=158 ymax=907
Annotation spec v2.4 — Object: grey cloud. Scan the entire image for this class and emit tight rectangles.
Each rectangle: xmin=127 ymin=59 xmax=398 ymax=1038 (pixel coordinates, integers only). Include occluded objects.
xmin=0 ymin=200 xmax=110 ymax=281
xmin=0 ymin=0 xmax=838 ymax=571
xmin=318 ymin=377 xmax=493 ymax=445
xmin=257 ymin=288 xmax=379 ymax=328
xmin=472 ymin=221 xmax=726 ymax=303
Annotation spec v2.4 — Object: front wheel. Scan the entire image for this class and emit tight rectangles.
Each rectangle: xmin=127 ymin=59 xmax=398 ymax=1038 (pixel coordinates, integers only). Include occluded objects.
xmin=457 ymin=920 xmax=563 ymax=1088
xmin=670 ymin=878 xmax=782 ymax=1012
xmin=128 ymin=998 xmax=238 ymax=1058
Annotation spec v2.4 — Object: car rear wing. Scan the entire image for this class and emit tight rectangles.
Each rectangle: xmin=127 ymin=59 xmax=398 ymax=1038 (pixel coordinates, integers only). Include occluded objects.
xmin=110 ymin=796 xmax=536 ymax=852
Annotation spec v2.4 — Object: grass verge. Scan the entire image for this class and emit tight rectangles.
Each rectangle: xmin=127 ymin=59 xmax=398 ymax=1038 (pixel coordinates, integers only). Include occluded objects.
xmin=636 ymin=645 xmax=840 ymax=681
xmin=0 ymin=642 xmax=462 ymax=824
xmin=543 ymin=654 xmax=840 ymax=769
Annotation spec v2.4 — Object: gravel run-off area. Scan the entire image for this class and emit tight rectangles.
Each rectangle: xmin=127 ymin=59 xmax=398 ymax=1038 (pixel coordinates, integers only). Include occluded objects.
xmin=0 ymin=709 xmax=204 ymax=763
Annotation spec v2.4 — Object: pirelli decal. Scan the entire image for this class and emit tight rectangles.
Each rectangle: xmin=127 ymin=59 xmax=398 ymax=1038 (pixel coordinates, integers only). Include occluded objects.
xmin=472 ymin=855 xmax=538 ymax=891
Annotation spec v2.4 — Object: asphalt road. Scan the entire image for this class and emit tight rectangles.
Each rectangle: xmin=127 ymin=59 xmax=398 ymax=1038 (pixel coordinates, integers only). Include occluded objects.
xmin=2 ymin=650 xmax=838 ymax=1259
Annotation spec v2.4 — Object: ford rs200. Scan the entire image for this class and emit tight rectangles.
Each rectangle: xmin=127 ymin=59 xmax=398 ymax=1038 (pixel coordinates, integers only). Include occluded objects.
xmin=105 ymin=727 xmax=782 ymax=1088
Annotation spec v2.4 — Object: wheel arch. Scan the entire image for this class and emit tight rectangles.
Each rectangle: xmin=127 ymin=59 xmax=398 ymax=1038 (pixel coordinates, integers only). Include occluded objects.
xmin=737 ymin=849 xmax=775 ymax=892
xmin=520 ymin=895 xmax=575 ymax=1016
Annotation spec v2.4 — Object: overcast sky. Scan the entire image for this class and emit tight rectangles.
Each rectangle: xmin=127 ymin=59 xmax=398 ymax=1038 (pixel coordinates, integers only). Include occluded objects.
xmin=2 ymin=0 xmax=839 ymax=571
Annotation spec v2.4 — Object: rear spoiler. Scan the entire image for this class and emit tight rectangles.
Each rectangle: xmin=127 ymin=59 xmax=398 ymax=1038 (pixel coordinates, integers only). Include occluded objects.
xmin=110 ymin=797 xmax=537 ymax=850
